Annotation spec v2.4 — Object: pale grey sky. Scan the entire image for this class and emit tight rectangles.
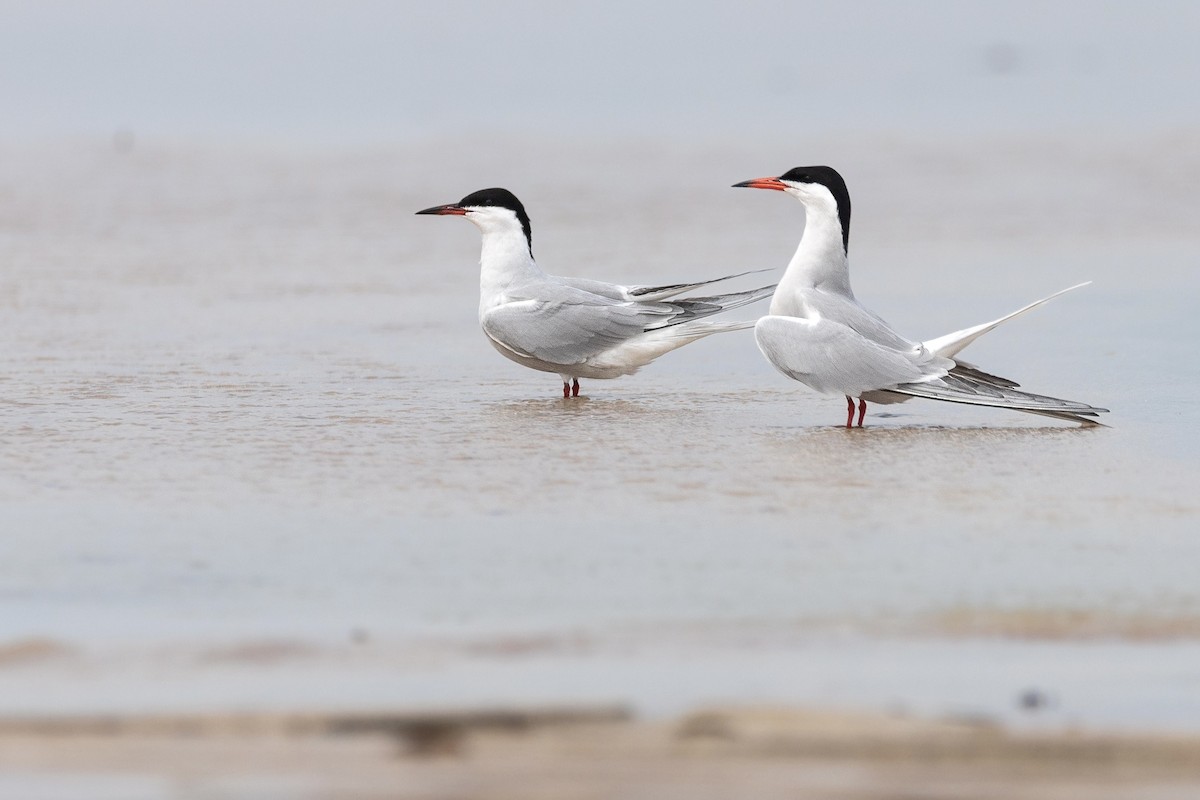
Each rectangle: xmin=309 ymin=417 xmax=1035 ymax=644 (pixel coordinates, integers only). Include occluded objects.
xmin=1 ymin=1 xmax=1197 ymax=142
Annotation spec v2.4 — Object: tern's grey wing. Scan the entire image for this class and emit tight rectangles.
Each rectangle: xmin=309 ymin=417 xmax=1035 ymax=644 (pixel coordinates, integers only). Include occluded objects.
xmin=804 ymin=289 xmax=916 ymax=351
xmin=625 ymin=269 xmax=775 ymax=301
xmin=645 ymin=283 xmax=778 ymax=328
xmin=754 ymin=315 xmax=951 ymax=397
xmin=889 ymin=365 xmax=1108 ymax=420
xmin=555 ymin=276 xmax=628 ymax=301
xmin=557 ymin=269 xmax=775 ymax=303
xmin=481 ymin=287 xmax=668 ymax=366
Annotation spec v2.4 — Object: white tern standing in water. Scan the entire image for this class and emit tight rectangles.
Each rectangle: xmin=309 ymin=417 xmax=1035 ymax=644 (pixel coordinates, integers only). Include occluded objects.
xmin=734 ymin=166 xmax=1107 ymax=426
xmin=418 ymin=187 xmax=775 ymax=398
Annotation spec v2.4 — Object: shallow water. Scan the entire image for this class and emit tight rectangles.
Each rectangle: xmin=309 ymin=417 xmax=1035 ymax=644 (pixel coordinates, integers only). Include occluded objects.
xmin=1 ymin=134 xmax=1198 ymax=729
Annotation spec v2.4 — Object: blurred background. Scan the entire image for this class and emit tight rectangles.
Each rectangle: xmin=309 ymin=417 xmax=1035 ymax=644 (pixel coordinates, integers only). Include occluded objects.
xmin=3 ymin=0 xmax=1200 ymax=140
xmin=2 ymin=2 xmax=1199 ymax=798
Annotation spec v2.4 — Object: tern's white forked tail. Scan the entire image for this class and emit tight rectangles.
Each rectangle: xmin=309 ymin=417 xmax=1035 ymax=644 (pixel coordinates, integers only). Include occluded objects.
xmin=922 ymin=282 xmax=1092 ymax=359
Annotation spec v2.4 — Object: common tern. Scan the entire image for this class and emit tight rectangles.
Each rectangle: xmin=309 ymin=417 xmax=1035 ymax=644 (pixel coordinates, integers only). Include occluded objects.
xmin=418 ymin=187 xmax=775 ymax=397
xmin=734 ymin=166 xmax=1108 ymax=427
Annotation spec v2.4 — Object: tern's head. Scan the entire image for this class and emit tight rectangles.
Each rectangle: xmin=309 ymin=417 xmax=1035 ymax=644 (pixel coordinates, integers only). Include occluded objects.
xmin=734 ymin=166 xmax=851 ymax=252
xmin=416 ymin=187 xmax=533 ymax=255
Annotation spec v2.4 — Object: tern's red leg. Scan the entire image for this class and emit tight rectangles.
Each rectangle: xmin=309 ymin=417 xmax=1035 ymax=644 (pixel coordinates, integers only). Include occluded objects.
xmin=845 ymin=396 xmax=854 ymax=428
xmin=857 ymin=399 xmax=867 ymax=427
xmin=562 ymin=382 xmax=570 ymax=399
xmin=572 ymin=379 xmax=580 ymax=398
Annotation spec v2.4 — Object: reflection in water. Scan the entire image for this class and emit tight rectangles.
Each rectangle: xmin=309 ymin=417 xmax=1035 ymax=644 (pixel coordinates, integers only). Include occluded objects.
xmin=485 ymin=396 xmax=656 ymax=419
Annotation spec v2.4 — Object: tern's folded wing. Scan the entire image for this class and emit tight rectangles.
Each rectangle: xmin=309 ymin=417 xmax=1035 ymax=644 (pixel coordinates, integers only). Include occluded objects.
xmin=802 ymin=289 xmax=917 ymax=351
xmin=754 ymin=315 xmax=950 ymax=396
xmin=558 ymin=269 xmax=776 ymax=303
xmin=890 ymin=365 xmax=1108 ymax=418
xmin=623 ymin=269 xmax=775 ymax=301
xmin=481 ymin=294 xmax=660 ymax=366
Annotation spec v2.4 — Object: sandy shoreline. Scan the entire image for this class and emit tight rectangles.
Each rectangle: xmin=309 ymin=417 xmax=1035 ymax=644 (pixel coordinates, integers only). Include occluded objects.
xmin=3 ymin=706 xmax=1200 ymax=799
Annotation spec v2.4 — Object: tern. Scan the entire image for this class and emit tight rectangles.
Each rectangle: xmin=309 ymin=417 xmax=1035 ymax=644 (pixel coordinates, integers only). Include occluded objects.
xmin=418 ymin=187 xmax=775 ymax=398
xmin=733 ymin=166 xmax=1108 ymax=427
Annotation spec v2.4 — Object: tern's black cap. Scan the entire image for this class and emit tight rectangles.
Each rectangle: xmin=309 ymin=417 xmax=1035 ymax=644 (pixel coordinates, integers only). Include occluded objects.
xmin=458 ymin=187 xmax=532 ymax=251
xmin=779 ymin=166 xmax=851 ymax=252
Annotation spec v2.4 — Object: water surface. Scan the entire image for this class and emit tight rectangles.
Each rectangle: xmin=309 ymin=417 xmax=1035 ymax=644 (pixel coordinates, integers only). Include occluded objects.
xmin=1 ymin=135 xmax=1198 ymax=729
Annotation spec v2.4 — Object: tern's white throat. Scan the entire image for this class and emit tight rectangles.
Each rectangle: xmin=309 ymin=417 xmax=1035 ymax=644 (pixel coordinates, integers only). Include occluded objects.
xmin=465 ymin=206 xmax=545 ymax=304
xmin=772 ymin=183 xmax=854 ymax=315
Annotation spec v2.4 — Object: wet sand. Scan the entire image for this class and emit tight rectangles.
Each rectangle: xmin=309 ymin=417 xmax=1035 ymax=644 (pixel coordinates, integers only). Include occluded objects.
xmin=3 ymin=706 xmax=1200 ymax=800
